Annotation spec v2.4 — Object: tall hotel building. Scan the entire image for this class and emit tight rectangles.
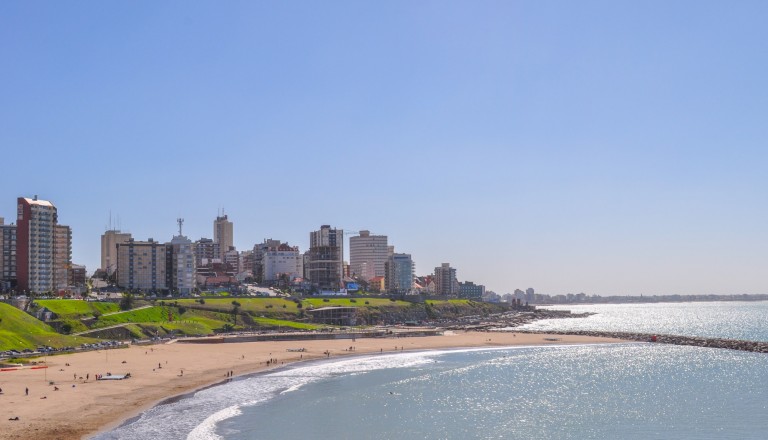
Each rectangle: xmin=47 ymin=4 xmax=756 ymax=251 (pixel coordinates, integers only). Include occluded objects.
xmin=213 ymin=214 xmax=233 ymax=260
xmin=349 ymin=230 xmax=388 ymax=281
xmin=307 ymin=225 xmax=344 ymax=290
xmin=101 ymin=229 xmax=132 ymax=276
xmin=16 ymin=196 xmax=71 ymax=293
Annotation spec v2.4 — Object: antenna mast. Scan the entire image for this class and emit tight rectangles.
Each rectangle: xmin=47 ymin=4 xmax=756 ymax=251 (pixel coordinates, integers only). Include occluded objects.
xmin=177 ymin=218 xmax=184 ymax=236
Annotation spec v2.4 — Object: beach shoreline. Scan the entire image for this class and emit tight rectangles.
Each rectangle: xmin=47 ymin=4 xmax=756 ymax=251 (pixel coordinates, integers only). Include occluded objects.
xmin=0 ymin=331 xmax=627 ymax=440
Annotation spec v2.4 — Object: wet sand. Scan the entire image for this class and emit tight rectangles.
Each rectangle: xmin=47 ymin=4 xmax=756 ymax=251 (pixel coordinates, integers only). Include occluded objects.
xmin=0 ymin=331 xmax=627 ymax=440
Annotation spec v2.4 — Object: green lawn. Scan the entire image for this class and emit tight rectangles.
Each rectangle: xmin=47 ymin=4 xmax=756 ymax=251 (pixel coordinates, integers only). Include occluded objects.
xmin=425 ymin=299 xmax=473 ymax=305
xmin=303 ymin=298 xmax=412 ymax=308
xmin=92 ymin=306 xmax=175 ymax=327
xmin=35 ymin=299 xmax=119 ymax=318
xmin=0 ymin=302 xmax=97 ymax=351
xmin=174 ymin=298 xmax=301 ymax=314
xmin=252 ymin=317 xmax=321 ymax=330
xmin=87 ymin=306 xmax=240 ymax=335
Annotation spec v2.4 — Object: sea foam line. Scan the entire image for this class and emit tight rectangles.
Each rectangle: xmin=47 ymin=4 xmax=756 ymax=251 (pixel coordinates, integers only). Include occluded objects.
xmin=187 ymin=405 xmax=242 ymax=440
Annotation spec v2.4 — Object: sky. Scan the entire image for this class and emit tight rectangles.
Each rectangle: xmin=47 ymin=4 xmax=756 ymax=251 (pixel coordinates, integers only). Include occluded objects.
xmin=1 ymin=1 xmax=767 ymax=296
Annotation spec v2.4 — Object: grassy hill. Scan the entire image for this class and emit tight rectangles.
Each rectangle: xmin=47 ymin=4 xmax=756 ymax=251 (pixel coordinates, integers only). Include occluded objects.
xmin=0 ymin=302 xmax=96 ymax=351
xmin=174 ymin=297 xmax=301 ymax=316
xmin=1 ymin=297 xmax=510 ymax=349
xmin=303 ymin=298 xmax=412 ymax=308
xmin=34 ymin=299 xmax=119 ymax=318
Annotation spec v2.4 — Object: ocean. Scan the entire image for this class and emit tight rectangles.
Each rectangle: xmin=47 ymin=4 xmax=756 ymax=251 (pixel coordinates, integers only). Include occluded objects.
xmin=94 ymin=301 xmax=768 ymax=440
xmin=514 ymin=300 xmax=768 ymax=341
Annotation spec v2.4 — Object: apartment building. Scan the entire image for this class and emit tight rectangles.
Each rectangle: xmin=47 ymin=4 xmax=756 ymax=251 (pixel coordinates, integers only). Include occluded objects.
xmin=116 ymin=239 xmax=168 ymax=292
xmin=16 ymin=196 xmax=58 ymax=293
xmin=307 ymin=225 xmax=344 ymax=290
xmin=101 ymin=229 xmax=131 ymax=275
xmin=349 ymin=230 xmax=388 ymax=281
xmin=385 ymin=253 xmax=414 ymax=294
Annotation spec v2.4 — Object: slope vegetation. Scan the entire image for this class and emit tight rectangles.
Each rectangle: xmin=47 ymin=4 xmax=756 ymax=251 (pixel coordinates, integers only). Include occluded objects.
xmin=0 ymin=302 xmax=95 ymax=351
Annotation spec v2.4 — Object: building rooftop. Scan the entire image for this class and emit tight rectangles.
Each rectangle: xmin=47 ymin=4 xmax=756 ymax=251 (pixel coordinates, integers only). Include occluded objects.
xmin=22 ymin=197 xmax=55 ymax=208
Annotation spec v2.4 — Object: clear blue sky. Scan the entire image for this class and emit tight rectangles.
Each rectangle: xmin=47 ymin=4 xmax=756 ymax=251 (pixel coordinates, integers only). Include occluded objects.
xmin=2 ymin=1 xmax=767 ymax=296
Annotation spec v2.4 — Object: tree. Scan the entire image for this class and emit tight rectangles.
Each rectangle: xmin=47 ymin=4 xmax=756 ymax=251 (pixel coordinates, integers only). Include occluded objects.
xmin=120 ymin=293 xmax=134 ymax=311
xmin=231 ymin=301 xmax=241 ymax=324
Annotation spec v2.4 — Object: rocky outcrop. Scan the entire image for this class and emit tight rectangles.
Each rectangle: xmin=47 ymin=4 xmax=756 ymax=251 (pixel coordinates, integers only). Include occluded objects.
xmin=439 ymin=309 xmax=593 ymax=330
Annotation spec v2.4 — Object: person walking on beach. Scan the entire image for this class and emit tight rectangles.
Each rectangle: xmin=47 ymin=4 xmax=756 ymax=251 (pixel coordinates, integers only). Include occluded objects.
xmin=25 ymin=387 xmax=28 ymax=396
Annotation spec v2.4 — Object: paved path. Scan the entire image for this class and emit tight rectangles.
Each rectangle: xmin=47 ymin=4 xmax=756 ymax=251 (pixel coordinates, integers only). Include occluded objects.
xmin=99 ymin=304 xmax=152 ymax=317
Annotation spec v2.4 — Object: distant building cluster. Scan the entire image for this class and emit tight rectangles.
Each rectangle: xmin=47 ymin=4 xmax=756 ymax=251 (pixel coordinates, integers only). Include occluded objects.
xmin=1 ymin=196 xmax=496 ymax=298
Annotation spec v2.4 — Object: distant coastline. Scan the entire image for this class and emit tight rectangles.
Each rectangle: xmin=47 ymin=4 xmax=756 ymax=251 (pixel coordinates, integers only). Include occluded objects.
xmin=534 ymin=294 xmax=768 ymax=306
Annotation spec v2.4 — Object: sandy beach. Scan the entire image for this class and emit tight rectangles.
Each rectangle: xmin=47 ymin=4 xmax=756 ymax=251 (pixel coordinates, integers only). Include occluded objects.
xmin=0 ymin=331 xmax=626 ymax=440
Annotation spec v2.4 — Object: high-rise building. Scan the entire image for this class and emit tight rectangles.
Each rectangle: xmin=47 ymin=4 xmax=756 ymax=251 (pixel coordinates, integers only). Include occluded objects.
xmin=458 ymin=281 xmax=485 ymax=299
xmin=53 ymin=224 xmax=72 ymax=291
xmin=101 ymin=229 xmax=132 ymax=275
xmin=262 ymin=242 xmax=301 ymax=283
xmin=525 ymin=287 xmax=535 ymax=304
xmin=213 ymin=214 xmax=233 ymax=260
xmin=194 ymin=238 xmax=220 ymax=266
xmin=116 ymin=238 xmax=168 ymax=292
xmin=0 ymin=218 xmax=17 ymax=291
xmin=16 ymin=196 xmax=58 ymax=293
xmin=169 ymin=227 xmax=196 ymax=296
xmin=385 ymin=253 xmax=414 ymax=294
xmin=349 ymin=230 xmax=388 ymax=281
xmin=434 ymin=263 xmax=458 ymax=296
xmin=307 ymin=225 xmax=344 ymax=291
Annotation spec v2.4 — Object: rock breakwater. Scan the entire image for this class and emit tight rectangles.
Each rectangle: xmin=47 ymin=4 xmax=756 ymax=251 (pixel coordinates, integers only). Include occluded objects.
xmin=513 ymin=329 xmax=768 ymax=354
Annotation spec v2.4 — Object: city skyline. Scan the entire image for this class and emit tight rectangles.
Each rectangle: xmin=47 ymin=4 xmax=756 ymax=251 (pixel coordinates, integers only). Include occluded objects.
xmin=2 ymin=2 xmax=768 ymax=296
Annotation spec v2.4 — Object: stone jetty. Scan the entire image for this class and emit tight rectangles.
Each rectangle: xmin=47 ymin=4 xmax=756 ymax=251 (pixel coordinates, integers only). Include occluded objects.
xmin=513 ymin=329 xmax=768 ymax=354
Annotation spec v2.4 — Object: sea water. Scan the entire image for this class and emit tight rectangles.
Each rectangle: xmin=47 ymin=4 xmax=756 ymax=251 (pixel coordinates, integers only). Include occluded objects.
xmin=95 ymin=301 xmax=768 ymax=440
xmin=515 ymin=301 xmax=768 ymax=341
xmin=95 ymin=345 xmax=768 ymax=440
